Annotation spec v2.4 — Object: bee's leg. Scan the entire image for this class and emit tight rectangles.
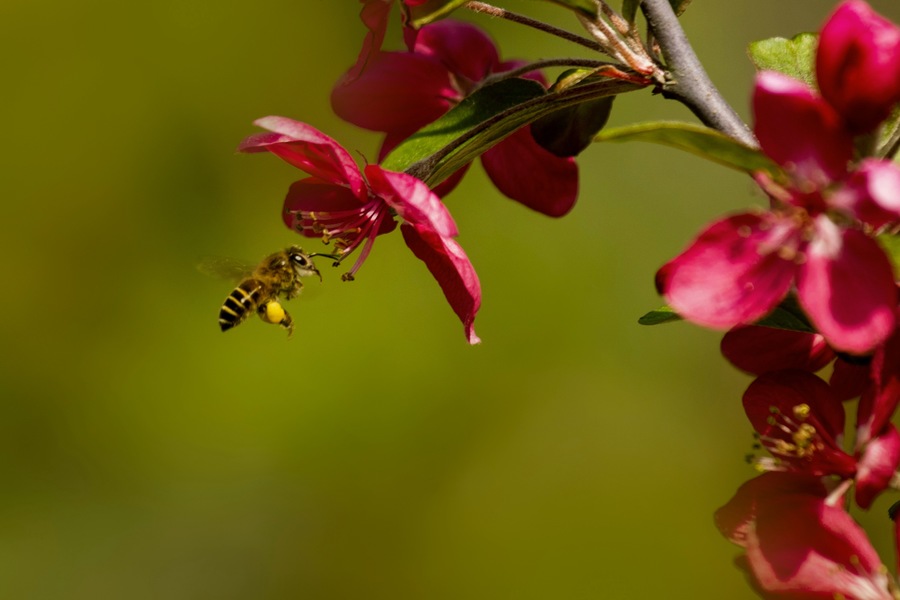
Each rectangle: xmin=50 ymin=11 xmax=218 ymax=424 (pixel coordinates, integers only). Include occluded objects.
xmin=258 ymin=301 xmax=295 ymax=338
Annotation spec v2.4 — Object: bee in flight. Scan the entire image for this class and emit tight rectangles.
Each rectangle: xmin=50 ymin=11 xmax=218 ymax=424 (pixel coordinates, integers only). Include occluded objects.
xmin=204 ymin=246 xmax=336 ymax=337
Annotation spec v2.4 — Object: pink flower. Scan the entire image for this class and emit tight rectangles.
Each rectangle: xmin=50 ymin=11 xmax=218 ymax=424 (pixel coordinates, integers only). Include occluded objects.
xmin=715 ymin=472 xmax=894 ymax=599
xmin=817 ymin=0 xmax=900 ymax=133
xmin=239 ymin=116 xmax=481 ymax=344
xmin=742 ymin=370 xmax=900 ymax=509
xmin=657 ymin=69 xmax=900 ymax=354
xmin=347 ymin=0 xmax=426 ymax=81
xmin=331 ymin=20 xmax=578 ymax=217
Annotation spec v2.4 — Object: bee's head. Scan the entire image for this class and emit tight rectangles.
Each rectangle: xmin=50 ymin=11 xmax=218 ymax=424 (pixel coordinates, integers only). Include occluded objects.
xmin=287 ymin=246 xmax=321 ymax=280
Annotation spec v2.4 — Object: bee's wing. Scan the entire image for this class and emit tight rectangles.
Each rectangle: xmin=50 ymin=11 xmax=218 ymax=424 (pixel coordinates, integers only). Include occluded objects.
xmin=197 ymin=256 xmax=256 ymax=282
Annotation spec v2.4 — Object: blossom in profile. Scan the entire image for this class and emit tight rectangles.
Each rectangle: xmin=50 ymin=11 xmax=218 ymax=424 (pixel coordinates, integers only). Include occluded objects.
xmin=715 ymin=472 xmax=895 ymax=599
xmin=656 ymin=1 xmax=900 ymax=354
xmin=239 ymin=116 xmax=481 ymax=344
xmin=332 ymin=19 xmax=578 ymax=217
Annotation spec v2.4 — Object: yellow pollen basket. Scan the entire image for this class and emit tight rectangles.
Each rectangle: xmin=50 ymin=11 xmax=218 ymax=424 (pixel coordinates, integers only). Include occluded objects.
xmin=261 ymin=301 xmax=287 ymax=325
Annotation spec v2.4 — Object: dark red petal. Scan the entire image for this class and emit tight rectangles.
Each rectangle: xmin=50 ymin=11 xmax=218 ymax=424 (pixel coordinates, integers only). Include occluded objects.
xmin=414 ymin=21 xmax=500 ymax=83
xmin=480 ymin=126 xmax=578 ymax=217
xmin=345 ymin=0 xmax=393 ymax=81
xmin=817 ymin=0 xmax=900 ymax=133
xmin=401 ymin=222 xmax=481 ymax=344
xmin=365 ymin=166 xmax=457 ymax=238
xmin=829 ymin=358 xmax=870 ymax=401
xmin=332 ymin=52 xmax=456 ymax=134
xmin=714 ymin=472 xmax=828 ymax=546
xmin=753 ymin=71 xmax=853 ymax=186
xmin=743 ymin=371 xmax=847 ymax=453
xmin=656 ymin=213 xmax=797 ymax=330
xmin=238 ymin=117 xmax=366 ymax=199
xmin=855 ymin=425 xmax=900 ymax=509
xmin=830 ymin=159 xmax=900 ymax=229
xmin=857 ymin=318 xmax=900 ymax=442
xmin=797 ymin=221 xmax=896 ymax=354
xmin=720 ymin=325 xmax=835 ymax=375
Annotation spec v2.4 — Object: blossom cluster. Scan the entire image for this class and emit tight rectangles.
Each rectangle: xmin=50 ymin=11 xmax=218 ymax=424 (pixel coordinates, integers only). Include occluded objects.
xmin=666 ymin=2 xmax=900 ymax=596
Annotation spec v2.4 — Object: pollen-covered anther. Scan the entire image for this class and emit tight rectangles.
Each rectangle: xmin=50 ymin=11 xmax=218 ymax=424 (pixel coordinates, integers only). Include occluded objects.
xmin=792 ymin=403 xmax=811 ymax=420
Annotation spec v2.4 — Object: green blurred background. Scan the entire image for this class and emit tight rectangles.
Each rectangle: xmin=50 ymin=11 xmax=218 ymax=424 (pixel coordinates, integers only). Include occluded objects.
xmin=3 ymin=1 xmax=899 ymax=598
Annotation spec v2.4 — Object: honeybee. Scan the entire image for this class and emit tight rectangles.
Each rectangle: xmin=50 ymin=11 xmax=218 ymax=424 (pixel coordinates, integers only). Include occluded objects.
xmin=204 ymin=246 xmax=335 ymax=337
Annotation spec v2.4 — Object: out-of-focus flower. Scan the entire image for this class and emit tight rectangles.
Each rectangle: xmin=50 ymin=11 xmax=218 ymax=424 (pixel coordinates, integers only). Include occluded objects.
xmin=332 ymin=20 xmax=578 ymax=217
xmin=239 ymin=116 xmax=481 ymax=344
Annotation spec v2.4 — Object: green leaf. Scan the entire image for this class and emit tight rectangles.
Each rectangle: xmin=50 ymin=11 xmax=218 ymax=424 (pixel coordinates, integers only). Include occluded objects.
xmin=532 ymin=69 xmax=615 ymax=157
xmin=622 ymin=0 xmax=640 ymax=23
xmin=670 ymin=0 xmax=691 ymax=16
xmin=638 ymin=306 xmax=682 ymax=326
xmin=748 ymin=33 xmax=818 ymax=89
xmin=381 ymin=78 xmax=547 ymax=177
xmin=639 ymin=298 xmax=815 ymax=333
xmin=877 ymin=232 xmax=900 ymax=276
xmin=595 ymin=121 xmax=783 ymax=177
xmin=383 ymin=76 xmax=643 ymax=187
xmin=409 ymin=0 xmax=469 ymax=27
xmin=540 ymin=0 xmax=598 ymax=18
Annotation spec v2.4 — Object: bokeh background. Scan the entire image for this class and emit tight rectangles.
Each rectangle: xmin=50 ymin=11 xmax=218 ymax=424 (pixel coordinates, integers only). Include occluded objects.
xmin=3 ymin=1 xmax=899 ymax=598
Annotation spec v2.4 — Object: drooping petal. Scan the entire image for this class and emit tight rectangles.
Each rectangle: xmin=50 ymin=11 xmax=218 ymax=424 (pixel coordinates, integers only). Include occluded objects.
xmin=720 ymin=326 xmax=835 ymax=375
xmin=855 ymin=424 xmax=900 ymax=509
xmin=345 ymin=0 xmax=394 ymax=81
xmin=753 ymin=71 xmax=853 ymax=187
xmin=656 ymin=213 xmax=797 ymax=330
xmin=830 ymin=159 xmax=900 ymax=230
xmin=829 ymin=357 xmax=871 ymax=402
xmin=413 ymin=20 xmax=500 ymax=83
xmin=332 ymin=52 xmax=457 ymax=134
xmin=401 ymin=222 xmax=481 ymax=344
xmin=796 ymin=219 xmax=896 ymax=354
xmin=742 ymin=371 xmax=854 ymax=477
xmin=365 ymin=166 xmax=458 ymax=238
xmin=480 ymin=126 xmax=578 ymax=217
xmin=239 ymin=117 xmax=366 ymax=199
xmin=817 ymin=0 xmax=900 ymax=133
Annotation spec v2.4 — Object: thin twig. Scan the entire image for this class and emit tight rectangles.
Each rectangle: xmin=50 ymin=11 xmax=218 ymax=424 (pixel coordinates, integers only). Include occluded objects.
xmin=464 ymin=1 xmax=603 ymax=53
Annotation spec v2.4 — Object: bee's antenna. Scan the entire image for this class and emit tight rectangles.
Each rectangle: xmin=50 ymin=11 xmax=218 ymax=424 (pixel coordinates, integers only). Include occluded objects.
xmin=309 ymin=252 xmax=343 ymax=262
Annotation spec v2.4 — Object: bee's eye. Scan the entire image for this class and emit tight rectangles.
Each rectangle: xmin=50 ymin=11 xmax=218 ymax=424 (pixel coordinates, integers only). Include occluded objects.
xmin=292 ymin=255 xmax=309 ymax=267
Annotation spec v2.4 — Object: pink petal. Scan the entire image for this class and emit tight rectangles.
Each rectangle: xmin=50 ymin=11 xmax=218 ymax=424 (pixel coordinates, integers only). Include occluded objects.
xmin=656 ymin=213 xmax=797 ymax=330
xmin=753 ymin=71 xmax=853 ymax=186
xmin=365 ymin=166 xmax=458 ymax=238
xmin=414 ymin=21 xmax=500 ymax=83
xmin=831 ymin=159 xmax=900 ymax=229
xmin=817 ymin=0 xmax=900 ymax=133
xmin=345 ymin=0 xmax=394 ymax=81
xmin=748 ymin=499 xmax=890 ymax=598
xmin=480 ymin=126 xmax=578 ymax=217
xmin=855 ymin=425 xmax=900 ymax=509
xmin=332 ymin=52 xmax=457 ymax=135
xmin=857 ymin=318 xmax=900 ymax=442
xmin=797 ymin=219 xmax=896 ymax=354
xmin=400 ymin=222 xmax=481 ymax=344
xmin=720 ymin=325 xmax=835 ymax=375
xmin=239 ymin=117 xmax=366 ymax=199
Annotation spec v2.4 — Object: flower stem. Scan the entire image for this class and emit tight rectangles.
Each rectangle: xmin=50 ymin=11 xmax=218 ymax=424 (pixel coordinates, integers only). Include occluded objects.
xmin=640 ymin=0 xmax=757 ymax=148
xmin=464 ymin=1 xmax=603 ymax=53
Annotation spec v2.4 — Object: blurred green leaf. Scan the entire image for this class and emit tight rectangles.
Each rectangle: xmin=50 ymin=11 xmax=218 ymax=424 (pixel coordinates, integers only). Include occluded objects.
xmin=638 ymin=306 xmax=682 ymax=325
xmin=877 ymin=232 xmax=900 ymax=275
xmin=595 ymin=121 xmax=782 ymax=176
xmin=670 ymin=0 xmax=692 ymax=16
xmin=748 ymin=33 xmax=818 ymax=89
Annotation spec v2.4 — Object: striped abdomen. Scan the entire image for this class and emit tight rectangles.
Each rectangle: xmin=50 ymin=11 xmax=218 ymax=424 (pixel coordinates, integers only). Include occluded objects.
xmin=219 ymin=279 xmax=265 ymax=332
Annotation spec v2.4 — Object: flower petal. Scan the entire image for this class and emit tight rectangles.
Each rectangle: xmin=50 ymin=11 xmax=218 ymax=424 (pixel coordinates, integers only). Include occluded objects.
xmin=365 ymin=166 xmax=458 ymax=238
xmin=413 ymin=20 xmax=500 ymax=83
xmin=239 ymin=117 xmax=366 ymax=199
xmin=656 ymin=213 xmax=797 ymax=330
xmin=753 ymin=71 xmax=853 ymax=186
xmin=401 ymin=222 xmax=481 ymax=344
xmin=720 ymin=325 xmax=835 ymax=375
xmin=480 ymin=126 xmax=578 ymax=217
xmin=857 ymin=317 xmax=900 ymax=442
xmin=855 ymin=424 xmax=900 ymax=509
xmin=817 ymin=0 xmax=900 ymax=133
xmin=797 ymin=219 xmax=896 ymax=354
xmin=332 ymin=52 xmax=456 ymax=135
xmin=345 ymin=0 xmax=394 ymax=81
xmin=831 ymin=159 xmax=900 ymax=230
